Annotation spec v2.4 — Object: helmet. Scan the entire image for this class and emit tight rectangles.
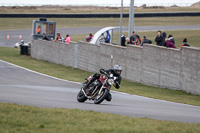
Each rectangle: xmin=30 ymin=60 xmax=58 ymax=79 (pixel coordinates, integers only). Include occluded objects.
xmin=20 ymin=40 xmax=24 ymax=44
xmin=113 ymin=65 xmax=122 ymax=76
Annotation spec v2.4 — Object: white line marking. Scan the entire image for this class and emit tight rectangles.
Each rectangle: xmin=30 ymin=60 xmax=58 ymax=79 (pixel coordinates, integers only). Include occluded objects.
xmin=0 ymin=59 xmax=80 ymax=84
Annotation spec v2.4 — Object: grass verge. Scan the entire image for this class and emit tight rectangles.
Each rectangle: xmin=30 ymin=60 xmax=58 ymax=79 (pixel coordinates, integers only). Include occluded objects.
xmin=1 ymin=102 xmax=200 ymax=133
xmin=0 ymin=47 xmax=200 ymax=106
xmin=0 ymin=17 xmax=200 ymax=30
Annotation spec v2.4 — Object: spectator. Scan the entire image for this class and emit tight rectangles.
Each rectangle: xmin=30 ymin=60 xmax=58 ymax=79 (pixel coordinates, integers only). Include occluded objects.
xmin=121 ymin=35 xmax=126 ymax=47
xmin=42 ymin=33 xmax=50 ymax=41
xmin=105 ymin=30 xmax=111 ymax=43
xmin=126 ymin=38 xmax=130 ymax=44
xmin=99 ymin=33 xmax=105 ymax=43
xmin=86 ymin=33 xmax=93 ymax=42
xmin=168 ymin=34 xmax=175 ymax=45
xmin=155 ymin=30 xmax=163 ymax=46
xmin=181 ymin=38 xmax=190 ymax=47
xmin=129 ymin=31 xmax=141 ymax=45
xmin=36 ymin=25 xmax=41 ymax=34
xmin=65 ymin=34 xmax=71 ymax=44
xmin=56 ymin=33 xmax=60 ymax=41
xmin=56 ymin=33 xmax=63 ymax=42
xmin=141 ymin=36 xmax=152 ymax=46
xmin=165 ymin=38 xmax=176 ymax=48
xmin=161 ymin=32 xmax=167 ymax=46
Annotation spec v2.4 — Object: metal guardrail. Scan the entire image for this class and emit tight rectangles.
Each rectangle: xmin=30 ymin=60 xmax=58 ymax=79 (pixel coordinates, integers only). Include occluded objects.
xmin=0 ymin=12 xmax=200 ymax=18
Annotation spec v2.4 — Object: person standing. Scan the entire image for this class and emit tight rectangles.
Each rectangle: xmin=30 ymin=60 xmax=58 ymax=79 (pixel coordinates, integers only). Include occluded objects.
xmin=165 ymin=38 xmax=176 ymax=48
xmin=168 ymin=34 xmax=175 ymax=45
xmin=155 ymin=30 xmax=163 ymax=46
xmin=99 ymin=33 xmax=105 ymax=43
xmin=161 ymin=32 xmax=167 ymax=46
xmin=65 ymin=34 xmax=71 ymax=44
xmin=105 ymin=30 xmax=111 ymax=43
xmin=36 ymin=25 xmax=41 ymax=34
xmin=130 ymin=31 xmax=141 ymax=45
xmin=121 ymin=35 xmax=126 ymax=47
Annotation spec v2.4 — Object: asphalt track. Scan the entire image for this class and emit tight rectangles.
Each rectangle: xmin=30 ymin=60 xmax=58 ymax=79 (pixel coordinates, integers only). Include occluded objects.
xmin=0 ymin=25 xmax=200 ymax=47
xmin=0 ymin=60 xmax=200 ymax=123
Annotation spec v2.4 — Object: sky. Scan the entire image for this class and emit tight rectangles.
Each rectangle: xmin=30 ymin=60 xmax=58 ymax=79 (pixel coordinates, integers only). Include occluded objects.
xmin=0 ymin=0 xmax=199 ymax=6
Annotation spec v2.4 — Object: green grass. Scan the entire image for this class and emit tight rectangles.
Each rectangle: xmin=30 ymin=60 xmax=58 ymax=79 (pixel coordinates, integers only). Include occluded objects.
xmin=0 ymin=47 xmax=200 ymax=106
xmin=1 ymin=102 xmax=200 ymax=133
xmin=72 ymin=30 xmax=200 ymax=48
xmin=0 ymin=17 xmax=200 ymax=30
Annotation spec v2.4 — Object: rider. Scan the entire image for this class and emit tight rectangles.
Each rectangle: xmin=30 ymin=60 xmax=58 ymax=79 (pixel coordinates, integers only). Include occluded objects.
xmin=83 ymin=65 xmax=122 ymax=101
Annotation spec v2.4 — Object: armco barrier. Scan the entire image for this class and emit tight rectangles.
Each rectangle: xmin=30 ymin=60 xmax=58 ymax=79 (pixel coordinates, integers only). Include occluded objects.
xmin=31 ymin=39 xmax=200 ymax=95
xmin=1 ymin=12 xmax=200 ymax=18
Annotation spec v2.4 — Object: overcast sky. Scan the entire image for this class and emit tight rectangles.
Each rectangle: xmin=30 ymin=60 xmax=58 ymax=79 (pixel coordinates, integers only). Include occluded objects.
xmin=1 ymin=0 xmax=199 ymax=6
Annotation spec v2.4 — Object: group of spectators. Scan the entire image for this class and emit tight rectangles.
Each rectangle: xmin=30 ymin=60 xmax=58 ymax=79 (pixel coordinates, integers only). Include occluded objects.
xmin=154 ymin=30 xmax=190 ymax=48
xmin=55 ymin=33 xmax=71 ymax=44
xmin=42 ymin=33 xmax=71 ymax=44
xmin=42 ymin=30 xmax=190 ymax=48
xmin=123 ymin=30 xmax=190 ymax=48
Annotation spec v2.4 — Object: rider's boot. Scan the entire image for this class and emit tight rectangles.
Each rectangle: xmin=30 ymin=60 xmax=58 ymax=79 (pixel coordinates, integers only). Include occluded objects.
xmin=83 ymin=73 xmax=100 ymax=91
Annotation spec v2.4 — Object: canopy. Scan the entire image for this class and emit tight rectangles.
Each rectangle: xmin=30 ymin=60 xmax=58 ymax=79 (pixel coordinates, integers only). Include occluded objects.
xmin=90 ymin=27 xmax=125 ymax=45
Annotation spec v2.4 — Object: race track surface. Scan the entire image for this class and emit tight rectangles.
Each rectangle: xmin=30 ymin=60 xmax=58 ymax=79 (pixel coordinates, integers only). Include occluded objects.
xmin=0 ymin=25 xmax=200 ymax=47
xmin=0 ymin=60 xmax=200 ymax=123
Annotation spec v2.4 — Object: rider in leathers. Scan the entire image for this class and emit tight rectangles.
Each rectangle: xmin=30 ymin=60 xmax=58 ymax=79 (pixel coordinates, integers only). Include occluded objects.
xmin=83 ymin=65 xmax=122 ymax=101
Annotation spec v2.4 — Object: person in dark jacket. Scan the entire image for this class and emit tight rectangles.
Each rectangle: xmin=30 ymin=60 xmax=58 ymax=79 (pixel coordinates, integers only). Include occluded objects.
xmin=168 ymin=34 xmax=175 ymax=45
xmin=155 ymin=30 xmax=163 ymax=46
xmin=181 ymin=38 xmax=190 ymax=47
xmin=161 ymin=32 xmax=167 ymax=46
xmin=141 ymin=36 xmax=152 ymax=46
xmin=121 ymin=35 xmax=126 ymax=46
xmin=42 ymin=33 xmax=50 ymax=41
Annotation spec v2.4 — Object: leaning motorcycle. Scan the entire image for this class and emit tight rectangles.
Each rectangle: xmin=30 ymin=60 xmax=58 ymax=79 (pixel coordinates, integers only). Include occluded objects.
xmin=77 ymin=69 xmax=117 ymax=104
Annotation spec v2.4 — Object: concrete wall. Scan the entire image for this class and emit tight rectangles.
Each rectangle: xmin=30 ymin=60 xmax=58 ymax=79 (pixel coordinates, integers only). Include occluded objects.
xmin=31 ymin=39 xmax=200 ymax=95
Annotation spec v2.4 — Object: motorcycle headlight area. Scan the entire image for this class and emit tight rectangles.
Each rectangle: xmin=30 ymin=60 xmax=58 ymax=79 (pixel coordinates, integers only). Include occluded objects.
xmin=108 ymin=79 xmax=114 ymax=85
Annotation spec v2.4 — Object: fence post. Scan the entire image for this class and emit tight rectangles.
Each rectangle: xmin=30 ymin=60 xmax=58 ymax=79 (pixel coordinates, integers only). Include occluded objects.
xmin=74 ymin=44 xmax=78 ymax=68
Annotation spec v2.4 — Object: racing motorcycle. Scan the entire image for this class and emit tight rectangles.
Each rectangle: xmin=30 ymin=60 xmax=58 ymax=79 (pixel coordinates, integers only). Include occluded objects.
xmin=77 ymin=69 xmax=117 ymax=104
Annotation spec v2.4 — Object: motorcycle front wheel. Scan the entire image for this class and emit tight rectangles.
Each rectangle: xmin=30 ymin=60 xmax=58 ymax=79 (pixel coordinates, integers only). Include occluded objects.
xmin=77 ymin=90 xmax=87 ymax=102
xmin=94 ymin=88 xmax=109 ymax=104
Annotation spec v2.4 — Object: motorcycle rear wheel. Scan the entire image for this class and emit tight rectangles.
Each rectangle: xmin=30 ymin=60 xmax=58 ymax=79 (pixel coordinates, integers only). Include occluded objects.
xmin=94 ymin=88 xmax=109 ymax=104
xmin=77 ymin=90 xmax=87 ymax=102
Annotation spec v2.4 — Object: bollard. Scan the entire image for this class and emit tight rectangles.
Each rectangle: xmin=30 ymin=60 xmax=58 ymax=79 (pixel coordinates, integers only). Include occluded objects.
xmin=7 ymin=35 xmax=10 ymax=40
xmin=19 ymin=34 xmax=22 ymax=40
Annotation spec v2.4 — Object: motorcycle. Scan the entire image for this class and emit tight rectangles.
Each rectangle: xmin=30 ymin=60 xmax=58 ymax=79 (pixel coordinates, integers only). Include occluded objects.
xmin=77 ymin=69 xmax=117 ymax=104
xmin=14 ymin=40 xmax=31 ymax=48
